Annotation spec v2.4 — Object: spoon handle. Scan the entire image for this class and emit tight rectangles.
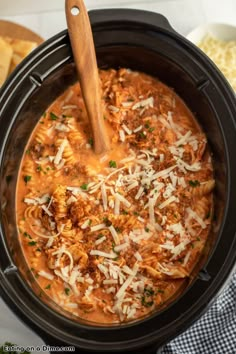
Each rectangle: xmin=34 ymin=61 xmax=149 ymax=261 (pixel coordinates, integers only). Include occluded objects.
xmin=65 ymin=0 xmax=110 ymax=154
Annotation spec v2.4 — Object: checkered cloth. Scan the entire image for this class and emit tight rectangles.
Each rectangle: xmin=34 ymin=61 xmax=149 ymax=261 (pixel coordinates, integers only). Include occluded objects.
xmin=160 ymin=272 xmax=236 ymax=354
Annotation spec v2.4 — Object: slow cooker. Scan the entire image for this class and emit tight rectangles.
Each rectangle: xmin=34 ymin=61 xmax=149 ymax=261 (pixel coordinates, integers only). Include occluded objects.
xmin=0 ymin=9 xmax=236 ymax=354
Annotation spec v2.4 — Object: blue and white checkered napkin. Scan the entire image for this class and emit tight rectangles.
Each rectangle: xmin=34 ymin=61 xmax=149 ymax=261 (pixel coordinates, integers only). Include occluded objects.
xmin=161 ymin=272 xmax=236 ymax=354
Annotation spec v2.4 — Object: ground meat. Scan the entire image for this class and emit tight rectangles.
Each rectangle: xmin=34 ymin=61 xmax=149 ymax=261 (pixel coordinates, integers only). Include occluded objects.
xmin=29 ymin=141 xmax=45 ymax=159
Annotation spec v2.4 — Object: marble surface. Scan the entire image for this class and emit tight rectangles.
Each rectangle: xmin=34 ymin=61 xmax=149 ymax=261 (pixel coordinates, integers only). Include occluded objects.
xmin=0 ymin=0 xmax=236 ymax=349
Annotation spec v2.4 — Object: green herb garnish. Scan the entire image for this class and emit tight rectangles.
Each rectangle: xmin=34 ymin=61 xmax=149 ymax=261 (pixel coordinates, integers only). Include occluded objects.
xmin=104 ymin=218 xmax=112 ymax=227
xmin=141 ymin=287 xmax=155 ymax=307
xmin=23 ymin=232 xmax=32 ymax=239
xmin=65 ymin=288 xmax=70 ymax=296
xmin=189 ymin=180 xmax=200 ymax=187
xmin=80 ymin=183 xmax=88 ymax=190
xmin=45 ymin=284 xmax=51 ymax=290
xmin=121 ymin=210 xmax=128 ymax=215
xmin=28 ymin=241 xmax=37 ymax=246
xmin=24 ymin=175 xmax=31 ymax=184
xmin=49 ymin=112 xmax=58 ymax=120
xmin=139 ymin=132 xmax=146 ymax=139
xmin=109 ymin=160 xmax=117 ymax=168
xmin=88 ymin=137 xmax=94 ymax=146
xmin=115 ymin=227 xmax=122 ymax=233
xmin=144 ymin=288 xmax=154 ymax=296
xmin=36 ymin=165 xmax=43 ymax=172
xmin=141 ymin=298 xmax=153 ymax=307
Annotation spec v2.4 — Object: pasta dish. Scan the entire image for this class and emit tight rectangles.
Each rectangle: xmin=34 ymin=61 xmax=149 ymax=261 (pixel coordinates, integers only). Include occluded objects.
xmin=16 ymin=68 xmax=214 ymax=323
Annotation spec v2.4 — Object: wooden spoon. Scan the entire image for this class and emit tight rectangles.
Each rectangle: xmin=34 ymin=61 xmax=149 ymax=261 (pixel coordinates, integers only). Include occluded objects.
xmin=65 ymin=0 xmax=110 ymax=154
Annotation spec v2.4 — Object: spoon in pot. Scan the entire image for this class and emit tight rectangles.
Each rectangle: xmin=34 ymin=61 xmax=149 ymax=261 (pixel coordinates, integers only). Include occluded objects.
xmin=65 ymin=0 xmax=110 ymax=154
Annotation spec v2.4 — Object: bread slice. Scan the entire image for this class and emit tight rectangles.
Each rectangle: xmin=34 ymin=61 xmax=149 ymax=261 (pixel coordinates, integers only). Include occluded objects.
xmin=0 ymin=36 xmax=37 ymax=74
xmin=0 ymin=37 xmax=13 ymax=86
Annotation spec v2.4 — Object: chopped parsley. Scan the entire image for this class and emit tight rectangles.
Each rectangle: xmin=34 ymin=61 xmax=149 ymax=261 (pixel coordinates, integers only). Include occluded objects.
xmin=121 ymin=210 xmax=128 ymax=215
xmin=49 ymin=112 xmax=58 ymax=120
xmin=65 ymin=288 xmax=70 ymax=296
xmin=104 ymin=218 xmax=112 ymax=227
xmin=109 ymin=160 xmax=117 ymax=168
xmin=24 ymin=175 xmax=31 ymax=184
xmin=88 ymin=137 xmax=94 ymax=146
xmin=189 ymin=180 xmax=200 ymax=187
xmin=144 ymin=288 xmax=154 ymax=296
xmin=28 ymin=241 xmax=37 ymax=246
xmin=80 ymin=183 xmax=88 ymax=190
xmin=139 ymin=131 xmax=146 ymax=139
xmin=36 ymin=165 xmax=43 ymax=172
xmin=148 ymin=127 xmax=155 ymax=132
xmin=45 ymin=284 xmax=51 ymax=290
xmin=23 ymin=232 xmax=32 ymax=239
xmin=141 ymin=287 xmax=154 ymax=307
xmin=112 ymin=242 xmax=120 ymax=255
xmin=115 ymin=226 xmax=122 ymax=233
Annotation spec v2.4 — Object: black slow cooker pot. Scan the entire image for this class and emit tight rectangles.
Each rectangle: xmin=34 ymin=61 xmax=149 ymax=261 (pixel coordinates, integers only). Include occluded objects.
xmin=0 ymin=9 xmax=236 ymax=354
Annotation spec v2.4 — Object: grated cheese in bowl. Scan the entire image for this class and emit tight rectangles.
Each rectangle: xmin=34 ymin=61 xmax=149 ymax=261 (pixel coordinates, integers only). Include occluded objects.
xmin=198 ymin=33 xmax=236 ymax=92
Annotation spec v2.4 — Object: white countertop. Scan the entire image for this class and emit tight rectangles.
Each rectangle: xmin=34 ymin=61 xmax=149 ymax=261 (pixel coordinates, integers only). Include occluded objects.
xmin=0 ymin=0 xmax=236 ymax=39
xmin=0 ymin=0 xmax=236 ymax=349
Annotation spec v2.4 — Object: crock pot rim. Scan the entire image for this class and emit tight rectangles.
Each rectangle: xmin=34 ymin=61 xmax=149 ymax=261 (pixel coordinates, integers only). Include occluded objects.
xmin=0 ymin=8 xmax=236 ymax=352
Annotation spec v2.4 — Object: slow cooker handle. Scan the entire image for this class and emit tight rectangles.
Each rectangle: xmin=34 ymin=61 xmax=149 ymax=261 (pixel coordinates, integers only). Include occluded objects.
xmin=88 ymin=8 xmax=176 ymax=34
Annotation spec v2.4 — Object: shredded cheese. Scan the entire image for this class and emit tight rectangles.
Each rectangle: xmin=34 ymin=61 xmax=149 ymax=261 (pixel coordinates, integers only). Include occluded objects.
xmin=90 ymin=250 xmax=117 ymax=259
xmin=159 ymin=196 xmax=177 ymax=209
xmin=38 ymin=270 xmax=54 ymax=280
xmin=116 ymin=263 xmax=139 ymax=299
xmin=108 ymin=225 xmax=120 ymax=245
xmin=54 ymin=139 xmax=67 ymax=165
xmin=186 ymin=207 xmax=207 ymax=229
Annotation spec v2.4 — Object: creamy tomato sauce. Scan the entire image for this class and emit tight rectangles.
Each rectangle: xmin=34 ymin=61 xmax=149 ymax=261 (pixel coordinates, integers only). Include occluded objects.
xmin=16 ymin=68 xmax=214 ymax=324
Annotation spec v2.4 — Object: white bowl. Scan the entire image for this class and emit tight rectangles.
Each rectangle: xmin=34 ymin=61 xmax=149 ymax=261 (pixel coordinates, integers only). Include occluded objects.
xmin=186 ymin=22 xmax=236 ymax=44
